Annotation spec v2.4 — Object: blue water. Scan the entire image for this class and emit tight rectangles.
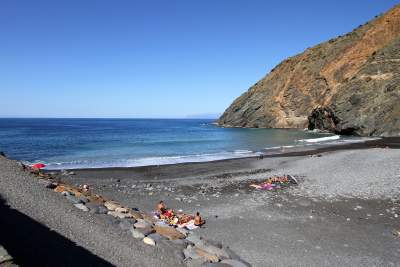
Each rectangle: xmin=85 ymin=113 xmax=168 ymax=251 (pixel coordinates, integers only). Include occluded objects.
xmin=0 ymin=118 xmax=343 ymax=169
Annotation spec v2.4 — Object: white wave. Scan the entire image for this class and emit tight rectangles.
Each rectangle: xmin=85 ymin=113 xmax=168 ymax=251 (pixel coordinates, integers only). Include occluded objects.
xmin=233 ymin=149 xmax=253 ymax=154
xmin=299 ymin=135 xmax=340 ymax=143
xmin=264 ymin=145 xmax=296 ymax=150
xmin=43 ymin=150 xmax=259 ymax=170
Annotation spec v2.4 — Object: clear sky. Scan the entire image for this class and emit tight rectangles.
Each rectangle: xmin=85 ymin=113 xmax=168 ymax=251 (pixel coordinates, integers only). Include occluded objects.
xmin=1 ymin=0 xmax=398 ymax=118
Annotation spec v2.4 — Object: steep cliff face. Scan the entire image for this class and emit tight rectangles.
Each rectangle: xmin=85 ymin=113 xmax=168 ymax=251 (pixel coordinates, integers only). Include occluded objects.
xmin=218 ymin=5 xmax=400 ymax=136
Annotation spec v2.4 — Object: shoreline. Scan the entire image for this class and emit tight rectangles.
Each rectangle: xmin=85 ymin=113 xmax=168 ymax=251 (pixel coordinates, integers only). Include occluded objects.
xmin=48 ymin=136 xmax=400 ymax=173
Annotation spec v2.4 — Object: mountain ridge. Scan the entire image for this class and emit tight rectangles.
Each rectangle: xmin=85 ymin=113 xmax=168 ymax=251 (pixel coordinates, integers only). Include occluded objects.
xmin=218 ymin=4 xmax=400 ymax=136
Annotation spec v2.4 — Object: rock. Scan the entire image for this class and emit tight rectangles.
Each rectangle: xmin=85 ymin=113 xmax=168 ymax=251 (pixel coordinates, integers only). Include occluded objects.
xmin=196 ymin=243 xmax=229 ymax=259
xmin=129 ymin=210 xmax=143 ymax=220
xmin=134 ymin=220 xmax=152 ymax=229
xmin=135 ymin=226 xmax=154 ymax=236
xmin=183 ymin=246 xmax=202 ymax=260
xmin=217 ymin=5 xmax=400 ymax=137
xmin=0 ymin=246 xmax=13 ymax=264
xmin=147 ymin=233 xmax=167 ymax=242
xmin=143 ymin=237 xmax=156 ymax=246
xmin=119 ymin=219 xmax=136 ymax=231
xmin=130 ymin=228 xmax=145 ymax=239
xmin=46 ymin=182 xmax=58 ymax=189
xmin=220 ymin=259 xmax=249 ymax=267
xmin=142 ymin=213 xmax=158 ymax=224
xmin=154 ymin=225 xmax=185 ymax=240
xmin=104 ymin=200 xmax=121 ymax=211
xmin=86 ymin=203 xmax=108 ymax=214
xmin=392 ymin=229 xmax=400 ymax=237
xmin=66 ymin=194 xmax=83 ymax=204
xmin=176 ymin=227 xmax=189 ymax=236
xmin=74 ymin=203 xmax=89 ymax=212
xmin=170 ymin=238 xmax=191 ymax=250
xmin=194 ymin=247 xmax=219 ymax=263
xmin=77 ymin=195 xmax=89 ymax=203
xmin=186 ymin=234 xmax=205 ymax=246
xmin=87 ymin=194 xmax=105 ymax=204
xmin=54 ymin=184 xmax=83 ymax=197
xmin=107 ymin=211 xmax=133 ymax=219
xmin=308 ymin=107 xmax=339 ymax=133
xmin=115 ymin=206 xmax=129 ymax=213
xmin=224 ymin=247 xmax=242 ymax=261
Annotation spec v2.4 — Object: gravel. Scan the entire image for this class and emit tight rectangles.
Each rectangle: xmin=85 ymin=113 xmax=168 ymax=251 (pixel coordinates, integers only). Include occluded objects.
xmin=0 ymin=156 xmax=184 ymax=267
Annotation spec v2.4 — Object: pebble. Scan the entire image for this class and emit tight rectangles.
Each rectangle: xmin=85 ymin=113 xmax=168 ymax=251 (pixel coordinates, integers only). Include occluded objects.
xmin=0 ymin=246 xmax=13 ymax=264
xmin=107 ymin=211 xmax=133 ymax=219
xmin=61 ymin=191 xmax=73 ymax=197
xmin=66 ymin=195 xmax=83 ymax=204
xmin=134 ymin=220 xmax=152 ymax=229
xmin=74 ymin=203 xmax=89 ymax=212
xmin=129 ymin=210 xmax=143 ymax=220
xmin=186 ymin=234 xmax=204 ymax=246
xmin=130 ymin=228 xmax=145 ymax=239
xmin=86 ymin=203 xmax=108 ymax=214
xmin=194 ymin=247 xmax=219 ymax=263
xmin=183 ymin=245 xmax=201 ymax=259
xmin=104 ymin=200 xmax=121 ymax=211
xmin=154 ymin=225 xmax=185 ymax=240
xmin=143 ymin=237 xmax=156 ymax=246
xmin=391 ymin=229 xmax=400 ymax=237
xmin=176 ymin=227 xmax=189 ymax=236
xmin=170 ymin=238 xmax=190 ymax=250
xmin=196 ymin=243 xmax=230 ymax=259
xmin=115 ymin=207 xmax=129 ymax=213
xmin=77 ymin=195 xmax=89 ymax=203
xmin=142 ymin=213 xmax=158 ymax=224
xmin=119 ymin=219 xmax=135 ymax=231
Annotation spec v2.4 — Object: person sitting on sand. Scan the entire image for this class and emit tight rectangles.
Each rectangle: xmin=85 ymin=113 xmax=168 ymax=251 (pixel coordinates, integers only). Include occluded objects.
xmin=194 ymin=212 xmax=205 ymax=226
xmin=157 ymin=201 xmax=167 ymax=214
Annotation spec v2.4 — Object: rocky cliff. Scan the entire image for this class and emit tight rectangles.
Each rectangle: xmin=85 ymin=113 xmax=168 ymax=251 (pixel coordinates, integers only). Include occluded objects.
xmin=218 ymin=5 xmax=400 ymax=136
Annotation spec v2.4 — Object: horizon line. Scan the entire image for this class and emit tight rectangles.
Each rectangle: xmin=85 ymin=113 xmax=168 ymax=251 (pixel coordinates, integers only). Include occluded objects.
xmin=0 ymin=117 xmax=219 ymax=120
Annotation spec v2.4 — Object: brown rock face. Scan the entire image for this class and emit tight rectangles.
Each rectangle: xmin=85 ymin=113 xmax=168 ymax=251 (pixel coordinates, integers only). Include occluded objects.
xmin=218 ymin=5 xmax=400 ymax=136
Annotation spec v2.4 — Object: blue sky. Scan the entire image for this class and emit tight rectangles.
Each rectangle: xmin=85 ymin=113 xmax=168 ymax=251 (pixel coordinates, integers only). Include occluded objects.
xmin=1 ymin=0 xmax=398 ymax=118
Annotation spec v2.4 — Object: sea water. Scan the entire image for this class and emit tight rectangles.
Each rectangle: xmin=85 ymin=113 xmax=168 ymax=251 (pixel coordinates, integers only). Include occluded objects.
xmin=0 ymin=118 xmax=363 ymax=169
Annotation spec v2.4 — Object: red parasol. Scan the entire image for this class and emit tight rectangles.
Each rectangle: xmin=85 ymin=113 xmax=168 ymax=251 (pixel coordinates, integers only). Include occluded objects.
xmin=32 ymin=163 xmax=46 ymax=169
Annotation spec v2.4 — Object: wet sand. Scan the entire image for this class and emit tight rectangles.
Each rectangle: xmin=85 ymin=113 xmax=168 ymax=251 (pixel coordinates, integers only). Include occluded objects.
xmin=56 ymin=137 xmax=400 ymax=266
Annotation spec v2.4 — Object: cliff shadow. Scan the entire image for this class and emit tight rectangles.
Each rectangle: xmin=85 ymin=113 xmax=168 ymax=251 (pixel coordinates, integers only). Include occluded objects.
xmin=0 ymin=194 xmax=113 ymax=267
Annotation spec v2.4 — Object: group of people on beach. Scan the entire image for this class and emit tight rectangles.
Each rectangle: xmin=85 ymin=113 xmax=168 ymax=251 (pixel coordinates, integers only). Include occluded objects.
xmin=156 ymin=201 xmax=205 ymax=228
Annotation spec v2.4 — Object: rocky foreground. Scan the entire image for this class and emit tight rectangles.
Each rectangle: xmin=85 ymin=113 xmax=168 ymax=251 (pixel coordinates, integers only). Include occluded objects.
xmin=0 ymin=155 xmax=248 ymax=267
xmin=218 ymin=4 xmax=400 ymax=136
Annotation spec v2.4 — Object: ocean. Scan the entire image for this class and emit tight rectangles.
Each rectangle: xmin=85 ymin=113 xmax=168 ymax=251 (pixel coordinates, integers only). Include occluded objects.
xmin=0 ymin=118 xmax=360 ymax=169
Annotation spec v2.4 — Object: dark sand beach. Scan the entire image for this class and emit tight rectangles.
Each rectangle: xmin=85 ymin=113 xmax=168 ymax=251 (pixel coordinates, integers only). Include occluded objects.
xmin=43 ymin=138 xmax=400 ymax=266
